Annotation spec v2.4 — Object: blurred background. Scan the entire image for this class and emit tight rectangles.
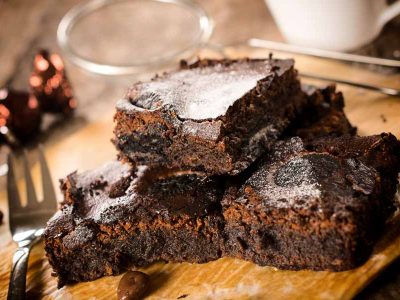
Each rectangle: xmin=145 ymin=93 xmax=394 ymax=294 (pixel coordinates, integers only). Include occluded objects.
xmin=1 ymin=0 xmax=399 ymax=126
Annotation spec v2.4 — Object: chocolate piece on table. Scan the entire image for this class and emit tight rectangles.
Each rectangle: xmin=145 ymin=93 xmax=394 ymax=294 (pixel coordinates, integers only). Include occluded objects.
xmin=117 ymin=271 xmax=149 ymax=300
xmin=0 ymin=88 xmax=41 ymax=144
xmin=222 ymin=133 xmax=400 ymax=271
xmin=30 ymin=50 xmax=77 ymax=115
xmin=114 ymin=58 xmax=306 ymax=175
xmin=44 ymin=161 xmax=223 ymax=286
xmin=284 ymin=84 xmax=357 ymax=139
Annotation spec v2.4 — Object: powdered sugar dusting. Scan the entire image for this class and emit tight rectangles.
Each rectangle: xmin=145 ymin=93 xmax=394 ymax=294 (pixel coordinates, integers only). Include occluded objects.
xmin=70 ymin=161 xmax=136 ymax=223
xmin=48 ymin=208 xmax=66 ymax=223
xmin=182 ymin=119 xmax=222 ymax=140
xmin=129 ymin=60 xmax=278 ymax=120
xmin=75 ymin=161 xmax=130 ymax=189
xmin=268 ymin=137 xmax=305 ymax=164
xmin=62 ymin=225 xmax=94 ymax=250
xmin=248 ymin=156 xmax=321 ymax=209
xmin=83 ymin=193 xmax=133 ymax=223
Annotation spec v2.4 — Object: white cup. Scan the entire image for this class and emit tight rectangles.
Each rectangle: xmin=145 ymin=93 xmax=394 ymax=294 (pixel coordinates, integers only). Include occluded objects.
xmin=265 ymin=0 xmax=400 ymax=51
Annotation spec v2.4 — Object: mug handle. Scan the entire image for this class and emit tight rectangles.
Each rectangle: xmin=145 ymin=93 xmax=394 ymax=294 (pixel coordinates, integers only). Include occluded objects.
xmin=378 ymin=0 xmax=400 ymax=28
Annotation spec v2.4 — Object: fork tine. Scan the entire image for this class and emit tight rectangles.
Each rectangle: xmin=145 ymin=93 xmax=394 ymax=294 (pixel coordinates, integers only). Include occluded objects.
xmin=22 ymin=150 xmax=39 ymax=208
xmin=38 ymin=145 xmax=57 ymax=209
xmin=7 ymin=153 xmax=23 ymax=214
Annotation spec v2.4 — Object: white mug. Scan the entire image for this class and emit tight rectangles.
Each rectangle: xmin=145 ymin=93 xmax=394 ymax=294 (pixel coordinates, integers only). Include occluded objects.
xmin=265 ymin=0 xmax=400 ymax=51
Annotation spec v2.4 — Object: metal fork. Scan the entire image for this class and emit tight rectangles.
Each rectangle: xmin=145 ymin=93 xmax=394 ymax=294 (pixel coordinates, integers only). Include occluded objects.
xmin=7 ymin=146 xmax=57 ymax=300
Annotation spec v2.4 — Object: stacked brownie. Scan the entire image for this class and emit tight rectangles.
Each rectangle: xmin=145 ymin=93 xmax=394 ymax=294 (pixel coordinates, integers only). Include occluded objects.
xmin=44 ymin=58 xmax=400 ymax=286
xmin=113 ymin=58 xmax=306 ymax=175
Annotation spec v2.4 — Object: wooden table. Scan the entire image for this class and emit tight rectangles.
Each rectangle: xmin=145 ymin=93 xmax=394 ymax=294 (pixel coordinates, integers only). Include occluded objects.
xmin=1 ymin=1 xmax=400 ymax=299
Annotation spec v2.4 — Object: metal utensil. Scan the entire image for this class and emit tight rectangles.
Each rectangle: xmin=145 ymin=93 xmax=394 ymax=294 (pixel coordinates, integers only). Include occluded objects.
xmin=237 ymin=38 xmax=400 ymax=97
xmin=7 ymin=146 xmax=57 ymax=300
xmin=248 ymin=38 xmax=400 ymax=68
xmin=300 ymin=73 xmax=400 ymax=97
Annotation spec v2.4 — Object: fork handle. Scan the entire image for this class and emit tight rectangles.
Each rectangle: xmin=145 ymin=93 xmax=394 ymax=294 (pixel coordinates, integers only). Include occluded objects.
xmin=7 ymin=246 xmax=32 ymax=300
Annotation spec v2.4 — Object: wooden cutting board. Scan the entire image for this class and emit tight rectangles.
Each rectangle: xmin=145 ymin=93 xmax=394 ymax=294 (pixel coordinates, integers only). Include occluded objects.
xmin=0 ymin=51 xmax=400 ymax=299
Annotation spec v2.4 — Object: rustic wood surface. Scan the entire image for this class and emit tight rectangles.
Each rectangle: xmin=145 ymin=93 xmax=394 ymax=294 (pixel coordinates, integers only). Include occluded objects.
xmin=0 ymin=0 xmax=400 ymax=299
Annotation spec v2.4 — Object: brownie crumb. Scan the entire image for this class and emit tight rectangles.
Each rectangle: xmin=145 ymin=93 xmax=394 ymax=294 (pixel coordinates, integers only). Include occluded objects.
xmin=177 ymin=294 xmax=189 ymax=299
xmin=117 ymin=271 xmax=150 ymax=300
xmin=380 ymin=114 xmax=387 ymax=123
xmin=109 ymin=176 xmax=132 ymax=198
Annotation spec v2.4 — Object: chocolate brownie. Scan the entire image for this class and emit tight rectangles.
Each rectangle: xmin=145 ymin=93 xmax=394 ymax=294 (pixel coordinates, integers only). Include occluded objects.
xmin=284 ymin=84 xmax=357 ymax=139
xmin=113 ymin=58 xmax=306 ymax=175
xmin=45 ymin=134 xmax=400 ymax=285
xmin=222 ymin=133 xmax=400 ymax=271
xmin=44 ymin=161 xmax=223 ymax=286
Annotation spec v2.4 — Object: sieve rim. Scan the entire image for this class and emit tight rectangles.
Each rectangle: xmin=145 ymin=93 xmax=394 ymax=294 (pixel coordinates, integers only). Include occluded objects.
xmin=57 ymin=0 xmax=213 ymax=75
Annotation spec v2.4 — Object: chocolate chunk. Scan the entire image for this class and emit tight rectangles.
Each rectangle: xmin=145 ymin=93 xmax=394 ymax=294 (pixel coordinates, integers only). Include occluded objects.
xmin=117 ymin=271 xmax=149 ymax=300
xmin=0 ymin=209 xmax=3 ymax=224
xmin=136 ymin=168 xmax=223 ymax=217
xmin=30 ymin=50 xmax=77 ymax=115
xmin=0 ymin=88 xmax=41 ymax=144
xmin=109 ymin=175 xmax=131 ymax=198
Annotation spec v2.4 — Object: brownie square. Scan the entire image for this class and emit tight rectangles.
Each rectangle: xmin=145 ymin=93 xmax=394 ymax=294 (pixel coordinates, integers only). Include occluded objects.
xmin=44 ymin=161 xmax=224 ymax=286
xmin=222 ymin=133 xmax=400 ymax=271
xmin=113 ymin=58 xmax=306 ymax=175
